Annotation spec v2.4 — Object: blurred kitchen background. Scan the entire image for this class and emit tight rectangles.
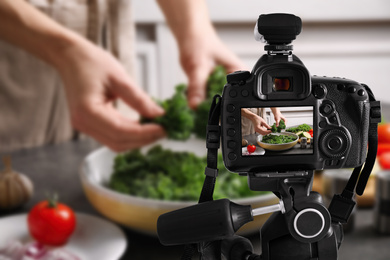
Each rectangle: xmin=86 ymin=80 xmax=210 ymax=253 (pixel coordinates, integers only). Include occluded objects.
xmin=119 ymin=0 xmax=390 ymax=117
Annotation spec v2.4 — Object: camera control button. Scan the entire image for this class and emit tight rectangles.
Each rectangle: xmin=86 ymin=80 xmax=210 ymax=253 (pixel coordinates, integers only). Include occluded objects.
xmin=321 ymin=104 xmax=333 ymax=115
xmin=358 ymin=89 xmax=365 ymax=96
xmin=228 ymin=141 xmax=237 ymax=149
xmin=227 ymin=116 xmax=236 ymax=124
xmin=228 ymin=153 xmax=237 ymax=161
xmin=227 ymin=71 xmax=251 ymax=83
xmin=320 ymin=103 xmax=334 ymax=116
xmin=229 ymin=90 xmax=237 ymax=98
xmin=313 ymin=84 xmax=326 ymax=99
xmin=348 ymin=86 xmax=357 ymax=93
xmin=329 ymin=116 xmax=338 ymax=124
xmin=319 ymin=121 xmax=327 ymax=128
xmin=241 ymin=90 xmax=249 ymax=97
xmin=227 ymin=129 xmax=236 ymax=137
xmin=337 ymin=84 xmax=345 ymax=91
xmin=227 ymin=104 xmax=235 ymax=112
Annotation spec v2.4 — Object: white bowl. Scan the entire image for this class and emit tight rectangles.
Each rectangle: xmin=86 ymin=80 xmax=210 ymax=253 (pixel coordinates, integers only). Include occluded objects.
xmin=79 ymin=137 xmax=278 ymax=236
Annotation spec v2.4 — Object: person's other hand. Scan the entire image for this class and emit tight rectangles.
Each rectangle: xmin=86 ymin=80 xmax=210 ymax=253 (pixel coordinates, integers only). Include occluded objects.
xmin=178 ymin=27 xmax=246 ymax=109
xmin=274 ymin=112 xmax=287 ymax=127
xmin=55 ymin=41 xmax=166 ymax=152
xmin=251 ymin=115 xmax=272 ymax=136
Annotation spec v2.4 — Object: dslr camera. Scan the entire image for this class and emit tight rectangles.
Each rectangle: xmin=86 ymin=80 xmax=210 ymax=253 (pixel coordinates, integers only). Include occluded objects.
xmin=222 ymin=13 xmax=370 ymax=173
xmin=158 ymin=13 xmax=381 ymax=260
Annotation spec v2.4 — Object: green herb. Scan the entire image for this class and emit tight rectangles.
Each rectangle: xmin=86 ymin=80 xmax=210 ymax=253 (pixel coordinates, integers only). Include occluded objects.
xmin=193 ymin=66 xmax=227 ymax=139
xmin=261 ymin=134 xmax=297 ymax=144
xmin=143 ymin=84 xmax=194 ymax=140
xmin=270 ymin=119 xmax=286 ymax=133
xmin=109 ymin=145 xmax=265 ymax=201
xmin=285 ymin=124 xmax=312 ymax=133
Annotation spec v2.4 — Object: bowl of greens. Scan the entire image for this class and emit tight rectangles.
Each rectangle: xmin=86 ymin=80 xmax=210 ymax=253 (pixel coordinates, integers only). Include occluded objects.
xmin=79 ymin=138 xmax=278 ymax=236
xmin=257 ymin=132 xmax=299 ymax=151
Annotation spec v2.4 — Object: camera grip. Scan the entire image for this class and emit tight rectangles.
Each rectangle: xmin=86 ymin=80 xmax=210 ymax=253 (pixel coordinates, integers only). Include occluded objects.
xmin=157 ymin=199 xmax=252 ymax=246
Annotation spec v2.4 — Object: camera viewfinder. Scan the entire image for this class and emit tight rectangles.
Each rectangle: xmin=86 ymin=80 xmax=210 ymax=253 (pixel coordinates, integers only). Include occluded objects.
xmin=273 ymin=78 xmax=291 ymax=91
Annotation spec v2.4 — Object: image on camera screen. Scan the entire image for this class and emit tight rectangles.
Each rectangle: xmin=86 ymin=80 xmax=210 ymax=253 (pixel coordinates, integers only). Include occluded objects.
xmin=241 ymin=106 xmax=313 ymax=156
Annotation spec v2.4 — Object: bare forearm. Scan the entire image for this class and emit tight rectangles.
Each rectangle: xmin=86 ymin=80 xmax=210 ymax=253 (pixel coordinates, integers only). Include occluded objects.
xmin=241 ymin=109 xmax=257 ymax=121
xmin=156 ymin=0 xmax=214 ymax=44
xmin=0 ymin=0 xmax=88 ymax=69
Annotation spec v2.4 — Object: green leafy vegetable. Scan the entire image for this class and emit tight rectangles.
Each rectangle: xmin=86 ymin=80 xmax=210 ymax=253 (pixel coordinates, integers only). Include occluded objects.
xmin=270 ymin=119 xmax=286 ymax=133
xmin=193 ymin=66 xmax=227 ymax=139
xmin=285 ymin=124 xmax=312 ymax=133
xmin=109 ymin=145 xmax=266 ymax=201
xmin=144 ymin=84 xmax=194 ymax=140
xmin=261 ymin=134 xmax=297 ymax=144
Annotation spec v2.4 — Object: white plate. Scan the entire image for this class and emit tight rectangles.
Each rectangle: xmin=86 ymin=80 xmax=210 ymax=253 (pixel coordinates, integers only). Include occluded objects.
xmin=0 ymin=213 xmax=127 ymax=260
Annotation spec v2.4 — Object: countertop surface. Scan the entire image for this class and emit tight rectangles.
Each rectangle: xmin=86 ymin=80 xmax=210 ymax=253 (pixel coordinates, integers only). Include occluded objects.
xmin=1 ymin=103 xmax=390 ymax=260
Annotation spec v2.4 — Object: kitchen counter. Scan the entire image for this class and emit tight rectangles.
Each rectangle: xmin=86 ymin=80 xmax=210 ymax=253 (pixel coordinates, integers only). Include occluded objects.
xmin=1 ymin=103 xmax=390 ymax=260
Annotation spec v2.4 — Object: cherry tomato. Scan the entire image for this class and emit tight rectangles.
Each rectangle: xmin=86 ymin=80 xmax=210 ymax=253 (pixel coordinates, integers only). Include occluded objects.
xmin=28 ymin=199 xmax=76 ymax=246
xmin=247 ymin=144 xmax=256 ymax=153
xmin=308 ymin=129 xmax=313 ymax=137
xmin=378 ymin=152 xmax=390 ymax=170
xmin=378 ymin=124 xmax=390 ymax=143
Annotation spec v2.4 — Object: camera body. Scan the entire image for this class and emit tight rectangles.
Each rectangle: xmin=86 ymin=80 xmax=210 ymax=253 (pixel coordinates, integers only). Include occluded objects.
xmin=221 ymin=52 xmax=370 ymax=173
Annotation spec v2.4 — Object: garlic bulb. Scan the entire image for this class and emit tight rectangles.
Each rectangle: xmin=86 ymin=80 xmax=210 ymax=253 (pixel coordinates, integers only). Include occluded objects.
xmin=0 ymin=156 xmax=34 ymax=210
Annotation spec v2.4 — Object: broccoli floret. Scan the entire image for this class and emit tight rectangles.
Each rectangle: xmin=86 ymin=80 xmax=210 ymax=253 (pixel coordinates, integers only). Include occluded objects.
xmin=193 ymin=66 xmax=227 ymax=139
xmin=144 ymin=84 xmax=194 ymax=140
xmin=278 ymin=119 xmax=286 ymax=131
xmin=270 ymin=119 xmax=286 ymax=133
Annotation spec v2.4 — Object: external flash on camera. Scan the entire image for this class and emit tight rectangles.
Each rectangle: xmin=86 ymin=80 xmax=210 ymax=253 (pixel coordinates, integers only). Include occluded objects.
xmin=273 ymin=78 xmax=291 ymax=91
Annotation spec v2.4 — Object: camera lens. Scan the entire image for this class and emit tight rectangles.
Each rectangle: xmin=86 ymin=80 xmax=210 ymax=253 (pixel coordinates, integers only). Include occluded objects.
xmin=273 ymin=78 xmax=290 ymax=91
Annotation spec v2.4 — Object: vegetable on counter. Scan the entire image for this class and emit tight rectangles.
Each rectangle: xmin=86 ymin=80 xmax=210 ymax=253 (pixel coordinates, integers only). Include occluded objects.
xmin=285 ymin=124 xmax=312 ymax=133
xmin=377 ymin=123 xmax=390 ymax=169
xmin=143 ymin=84 xmax=194 ymax=140
xmin=28 ymin=195 xmax=76 ymax=246
xmin=109 ymin=145 xmax=265 ymax=201
xmin=247 ymin=144 xmax=256 ymax=153
xmin=0 ymin=156 xmax=33 ymax=210
xmin=261 ymin=134 xmax=297 ymax=144
xmin=378 ymin=123 xmax=390 ymax=143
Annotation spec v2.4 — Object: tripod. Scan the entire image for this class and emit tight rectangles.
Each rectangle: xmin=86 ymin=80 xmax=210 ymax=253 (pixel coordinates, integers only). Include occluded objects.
xmin=220 ymin=170 xmax=341 ymax=260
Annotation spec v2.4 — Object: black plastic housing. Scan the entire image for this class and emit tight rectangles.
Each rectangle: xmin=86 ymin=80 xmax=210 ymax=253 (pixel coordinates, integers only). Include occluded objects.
xmin=157 ymin=199 xmax=252 ymax=246
xmin=221 ymin=53 xmax=370 ymax=174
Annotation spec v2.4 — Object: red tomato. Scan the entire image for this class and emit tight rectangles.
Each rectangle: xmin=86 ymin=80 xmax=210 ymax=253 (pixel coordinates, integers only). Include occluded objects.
xmin=28 ymin=200 xmax=76 ymax=246
xmin=377 ymin=143 xmax=390 ymax=156
xmin=247 ymin=144 xmax=256 ymax=153
xmin=308 ymin=129 xmax=313 ymax=137
xmin=378 ymin=152 xmax=390 ymax=170
xmin=378 ymin=124 xmax=390 ymax=143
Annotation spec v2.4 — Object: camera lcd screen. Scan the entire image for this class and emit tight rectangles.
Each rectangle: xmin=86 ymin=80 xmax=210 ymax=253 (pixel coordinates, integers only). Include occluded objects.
xmin=241 ymin=106 xmax=313 ymax=156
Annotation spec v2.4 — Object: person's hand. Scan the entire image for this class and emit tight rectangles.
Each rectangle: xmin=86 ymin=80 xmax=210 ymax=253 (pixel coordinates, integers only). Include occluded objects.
xmin=54 ymin=41 xmax=166 ymax=152
xmin=178 ymin=27 xmax=246 ymax=109
xmin=274 ymin=112 xmax=287 ymax=127
xmin=251 ymin=115 xmax=272 ymax=136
